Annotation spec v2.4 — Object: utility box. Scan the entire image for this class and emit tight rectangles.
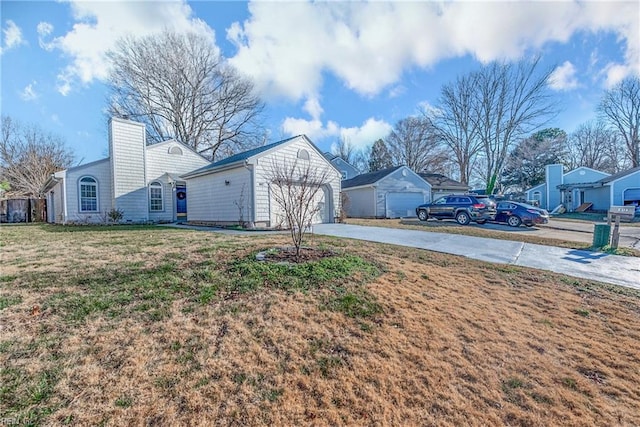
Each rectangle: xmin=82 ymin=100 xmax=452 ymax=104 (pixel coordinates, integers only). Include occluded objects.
xmin=592 ymin=224 xmax=611 ymax=248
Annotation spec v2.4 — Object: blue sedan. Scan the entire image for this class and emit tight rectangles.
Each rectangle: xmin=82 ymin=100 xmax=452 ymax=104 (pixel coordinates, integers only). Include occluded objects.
xmin=493 ymin=201 xmax=549 ymax=227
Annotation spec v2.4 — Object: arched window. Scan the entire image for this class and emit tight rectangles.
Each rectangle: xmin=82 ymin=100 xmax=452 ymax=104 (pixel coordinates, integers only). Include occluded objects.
xmin=169 ymin=146 xmax=183 ymax=155
xmin=79 ymin=176 xmax=98 ymax=212
xmin=297 ymin=149 xmax=310 ymax=160
xmin=149 ymin=182 xmax=163 ymax=211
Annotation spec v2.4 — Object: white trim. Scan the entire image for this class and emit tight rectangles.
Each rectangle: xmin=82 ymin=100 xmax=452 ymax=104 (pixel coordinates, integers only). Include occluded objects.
xmin=622 ymin=187 xmax=640 ymax=202
xmin=78 ymin=175 xmax=99 ymax=213
xmin=606 ymin=169 xmax=640 ymax=186
xmin=149 ymin=181 xmax=164 ymax=212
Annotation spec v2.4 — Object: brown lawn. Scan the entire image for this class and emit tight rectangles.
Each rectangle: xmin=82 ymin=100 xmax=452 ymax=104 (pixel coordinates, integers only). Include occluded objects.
xmin=1 ymin=224 xmax=639 ymax=426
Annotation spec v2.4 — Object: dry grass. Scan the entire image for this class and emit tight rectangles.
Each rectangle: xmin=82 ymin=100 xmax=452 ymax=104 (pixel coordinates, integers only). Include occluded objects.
xmin=1 ymin=224 xmax=639 ymax=426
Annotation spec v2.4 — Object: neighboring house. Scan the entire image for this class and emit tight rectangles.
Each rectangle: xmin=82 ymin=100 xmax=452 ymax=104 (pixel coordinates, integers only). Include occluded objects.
xmin=323 ymin=153 xmax=360 ymax=180
xmin=342 ymin=166 xmax=431 ymax=218
xmin=42 ymin=118 xmax=210 ymax=224
xmin=418 ymin=172 xmax=470 ymax=199
xmin=182 ymin=135 xmax=342 ymax=227
xmin=524 ymin=164 xmax=640 ymax=212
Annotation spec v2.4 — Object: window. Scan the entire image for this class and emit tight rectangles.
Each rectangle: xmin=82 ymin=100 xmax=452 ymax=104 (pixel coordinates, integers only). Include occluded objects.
xmin=149 ymin=182 xmax=163 ymax=211
xmin=79 ymin=176 xmax=98 ymax=212
xmin=297 ymin=149 xmax=310 ymax=160
xmin=169 ymin=146 xmax=183 ymax=155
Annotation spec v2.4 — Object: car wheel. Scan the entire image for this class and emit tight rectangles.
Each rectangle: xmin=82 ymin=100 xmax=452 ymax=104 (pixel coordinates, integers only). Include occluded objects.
xmin=476 ymin=219 xmax=486 ymax=224
xmin=455 ymin=211 xmax=471 ymax=225
xmin=507 ymin=215 xmax=522 ymax=227
xmin=417 ymin=210 xmax=428 ymax=221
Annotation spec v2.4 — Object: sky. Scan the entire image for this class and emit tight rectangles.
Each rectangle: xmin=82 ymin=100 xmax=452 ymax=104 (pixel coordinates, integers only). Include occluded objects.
xmin=1 ymin=0 xmax=639 ymax=166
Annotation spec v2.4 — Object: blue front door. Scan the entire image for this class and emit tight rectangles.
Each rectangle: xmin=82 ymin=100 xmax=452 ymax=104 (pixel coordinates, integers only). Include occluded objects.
xmin=176 ymin=186 xmax=187 ymax=222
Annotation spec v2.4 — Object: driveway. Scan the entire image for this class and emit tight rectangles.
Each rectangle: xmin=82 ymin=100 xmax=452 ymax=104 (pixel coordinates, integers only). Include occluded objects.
xmin=313 ymin=223 xmax=640 ymax=290
xmin=401 ymin=218 xmax=640 ymax=249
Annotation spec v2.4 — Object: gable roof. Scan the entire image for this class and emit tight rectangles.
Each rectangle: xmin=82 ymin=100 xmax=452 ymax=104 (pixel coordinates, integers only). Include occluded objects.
xmin=596 ymin=166 xmax=640 ymax=184
xmin=183 ymin=135 xmax=299 ymax=177
xmin=418 ymin=172 xmax=469 ymax=190
xmin=342 ymin=166 xmax=403 ymax=189
xmin=146 ymin=138 xmax=210 ymax=161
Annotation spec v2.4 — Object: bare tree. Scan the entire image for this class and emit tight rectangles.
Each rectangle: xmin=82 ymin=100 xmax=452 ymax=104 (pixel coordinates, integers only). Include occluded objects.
xmin=385 ymin=117 xmax=447 ymax=173
xmin=566 ymin=121 xmax=625 ymax=173
xmin=471 ymin=57 xmax=557 ymax=194
xmin=331 ymin=136 xmax=356 ymax=164
xmin=263 ymin=158 xmax=332 ymax=262
xmin=428 ymin=74 xmax=482 ymax=184
xmin=598 ymin=75 xmax=640 ymax=167
xmin=1 ymin=116 xmax=74 ymax=198
xmin=368 ymin=139 xmax=393 ymax=172
xmin=107 ymin=30 xmax=264 ymax=160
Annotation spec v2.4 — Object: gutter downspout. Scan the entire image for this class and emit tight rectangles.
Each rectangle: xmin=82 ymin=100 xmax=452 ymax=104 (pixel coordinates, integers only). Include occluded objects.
xmin=244 ymin=159 xmax=256 ymax=228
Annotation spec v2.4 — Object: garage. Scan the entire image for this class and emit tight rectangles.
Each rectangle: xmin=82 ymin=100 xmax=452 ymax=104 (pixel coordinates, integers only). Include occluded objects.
xmin=623 ymin=188 xmax=640 ymax=204
xmin=342 ymin=166 xmax=431 ymax=218
xmin=386 ymin=192 xmax=425 ymax=218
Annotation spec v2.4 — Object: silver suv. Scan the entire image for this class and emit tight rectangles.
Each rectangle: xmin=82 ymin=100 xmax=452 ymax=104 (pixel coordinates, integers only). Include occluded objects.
xmin=416 ymin=194 xmax=497 ymax=225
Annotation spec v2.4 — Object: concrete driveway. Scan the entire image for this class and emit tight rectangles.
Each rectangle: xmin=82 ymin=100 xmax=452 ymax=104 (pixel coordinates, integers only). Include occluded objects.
xmin=313 ymin=223 xmax=640 ymax=290
xmin=401 ymin=218 xmax=640 ymax=249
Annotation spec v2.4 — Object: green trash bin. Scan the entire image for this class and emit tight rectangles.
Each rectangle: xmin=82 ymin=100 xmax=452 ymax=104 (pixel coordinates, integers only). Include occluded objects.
xmin=592 ymin=224 xmax=611 ymax=248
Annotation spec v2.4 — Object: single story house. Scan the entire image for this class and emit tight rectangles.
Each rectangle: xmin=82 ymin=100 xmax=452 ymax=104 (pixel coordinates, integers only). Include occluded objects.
xmin=525 ymin=164 xmax=640 ymax=212
xmin=323 ymin=153 xmax=360 ymax=180
xmin=42 ymin=118 xmax=210 ymax=224
xmin=182 ymin=135 xmax=342 ymax=227
xmin=418 ymin=172 xmax=470 ymax=199
xmin=342 ymin=166 xmax=431 ymax=218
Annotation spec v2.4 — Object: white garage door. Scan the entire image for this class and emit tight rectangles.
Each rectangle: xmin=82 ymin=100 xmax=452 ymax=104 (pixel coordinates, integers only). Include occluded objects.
xmin=386 ymin=192 xmax=425 ymax=218
xmin=270 ymin=185 xmax=329 ymax=227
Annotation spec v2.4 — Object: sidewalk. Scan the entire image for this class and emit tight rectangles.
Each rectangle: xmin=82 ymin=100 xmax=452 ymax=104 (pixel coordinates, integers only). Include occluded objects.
xmin=312 ymin=223 xmax=640 ymax=290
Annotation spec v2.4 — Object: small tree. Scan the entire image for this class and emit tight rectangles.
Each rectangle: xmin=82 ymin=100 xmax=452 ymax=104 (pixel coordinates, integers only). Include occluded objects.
xmin=263 ymin=157 xmax=332 ymax=262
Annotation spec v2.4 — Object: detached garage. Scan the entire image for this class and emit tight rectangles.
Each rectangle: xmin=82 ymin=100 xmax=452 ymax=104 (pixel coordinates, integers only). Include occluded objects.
xmin=342 ymin=166 xmax=431 ymax=218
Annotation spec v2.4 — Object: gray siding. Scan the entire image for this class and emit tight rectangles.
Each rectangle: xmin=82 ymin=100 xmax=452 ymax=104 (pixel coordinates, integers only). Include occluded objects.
xmin=546 ymin=164 xmax=563 ymax=210
xmin=343 ymin=187 xmax=375 ymax=217
xmin=583 ymin=187 xmax=610 ymax=211
xmin=374 ymin=167 xmax=431 ymax=218
xmin=109 ymin=118 xmax=148 ymax=222
xmin=331 ymin=158 xmax=359 ymax=180
xmin=612 ymin=171 xmax=640 ymax=205
xmin=63 ymin=159 xmax=112 ymax=223
xmin=254 ymin=137 xmax=342 ymax=225
xmin=186 ymin=167 xmax=252 ymax=223
xmin=563 ymin=167 xmax=609 ymax=185
xmin=146 ymin=141 xmax=209 ymax=222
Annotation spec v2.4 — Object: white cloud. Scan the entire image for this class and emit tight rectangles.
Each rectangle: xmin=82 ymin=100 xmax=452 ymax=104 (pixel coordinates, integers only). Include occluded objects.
xmin=1 ymin=20 xmax=25 ymax=54
xmin=303 ymin=97 xmax=323 ymax=121
xmin=228 ymin=1 xmax=639 ymax=102
xmin=549 ymin=61 xmax=579 ymax=91
xmin=282 ymin=116 xmax=391 ymax=151
xmin=20 ymin=81 xmax=38 ymax=101
xmin=37 ymin=22 xmax=55 ymax=50
xmin=338 ymin=118 xmax=393 ymax=151
xmin=45 ymin=1 xmax=215 ymax=95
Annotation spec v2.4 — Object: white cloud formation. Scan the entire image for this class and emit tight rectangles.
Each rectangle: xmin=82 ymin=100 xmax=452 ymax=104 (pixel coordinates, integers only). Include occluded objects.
xmin=1 ymin=20 xmax=25 ymax=54
xmin=338 ymin=118 xmax=393 ymax=151
xmin=228 ymin=1 xmax=639 ymax=102
xmin=282 ymin=116 xmax=391 ymax=151
xmin=20 ymin=81 xmax=38 ymax=101
xmin=44 ymin=1 xmax=215 ymax=95
xmin=549 ymin=61 xmax=579 ymax=91
xmin=37 ymin=22 xmax=55 ymax=50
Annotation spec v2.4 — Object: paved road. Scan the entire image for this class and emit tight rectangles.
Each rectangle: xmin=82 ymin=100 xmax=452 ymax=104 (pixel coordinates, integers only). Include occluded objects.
xmin=313 ymin=223 xmax=640 ymax=290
